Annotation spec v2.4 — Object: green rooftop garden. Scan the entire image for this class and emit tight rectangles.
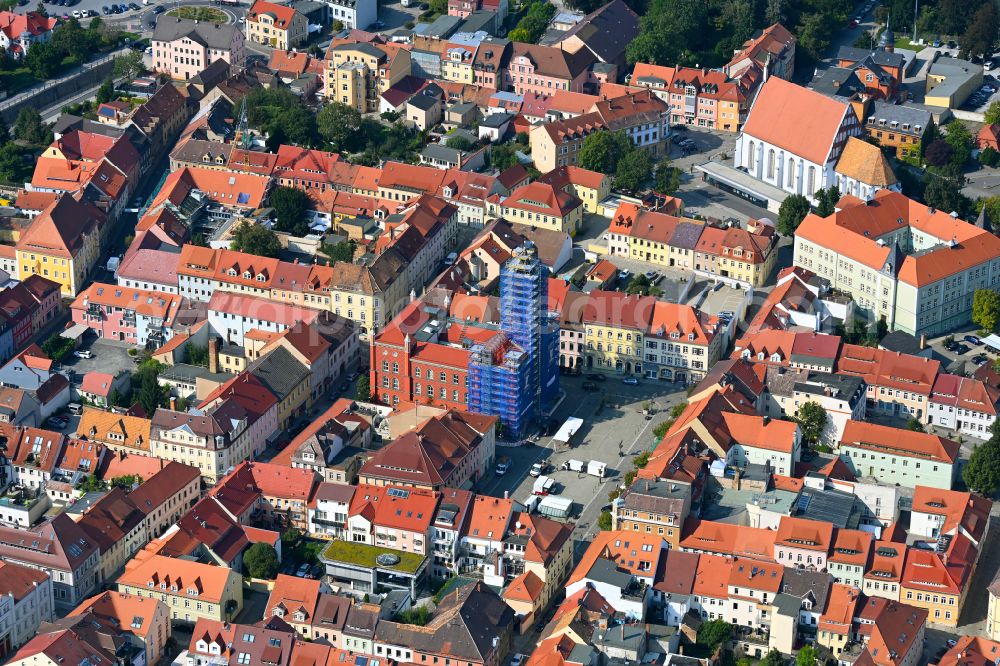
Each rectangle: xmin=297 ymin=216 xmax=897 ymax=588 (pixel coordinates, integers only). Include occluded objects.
xmin=321 ymin=540 xmax=425 ymax=575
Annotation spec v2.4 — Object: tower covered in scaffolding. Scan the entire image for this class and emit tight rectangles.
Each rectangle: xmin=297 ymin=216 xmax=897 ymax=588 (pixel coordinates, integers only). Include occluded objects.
xmin=468 ymin=242 xmax=560 ymax=436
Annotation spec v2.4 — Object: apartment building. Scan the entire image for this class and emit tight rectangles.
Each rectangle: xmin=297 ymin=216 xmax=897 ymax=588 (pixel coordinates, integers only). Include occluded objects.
xmin=0 ymin=514 xmax=100 ymax=612
xmin=607 ymin=203 xmax=777 ymax=287
xmin=70 ymin=283 xmax=180 ymax=348
xmin=489 ymin=181 xmax=584 ymax=235
xmin=561 ymin=290 xmax=725 ymax=383
xmin=927 ymin=373 xmax=1000 ymax=439
xmin=530 ymin=89 xmax=670 ymax=173
xmin=150 ymin=406 xmax=259 ymax=484
xmin=324 ymin=40 xmax=412 ymax=113
xmin=612 ymin=478 xmax=692 ymax=549
xmin=503 ymin=43 xmax=595 ymax=98
xmin=152 ymin=18 xmax=246 ymax=81
xmin=631 ymin=63 xmax=758 ymax=132
xmin=837 ymin=420 xmax=959 ymax=489
xmin=116 ymin=554 xmax=243 ymax=624
xmin=794 ymin=189 xmax=1000 ymax=336
xmin=69 ymin=591 xmax=170 ymax=665
xmin=15 ymin=196 xmax=104 ymax=297
xmin=0 ymin=562 xmax=53 ymax=654
xmin=900 ymin=534 xmax=975 ymax=626
xmin=211 ymin=461 xmax=319 ymax=531
xmin=864 ymin=102 xmax=931 ymax=158
xmin=246 ymin=0 xmax=307 ymax=50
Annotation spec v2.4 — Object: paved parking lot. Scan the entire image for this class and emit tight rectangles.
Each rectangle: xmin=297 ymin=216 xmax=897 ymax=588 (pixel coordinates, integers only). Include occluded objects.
xmin=477 ymin=374 xmax=688 ymax=556
xmin=60 ymin=337 xmax=137 ymax=383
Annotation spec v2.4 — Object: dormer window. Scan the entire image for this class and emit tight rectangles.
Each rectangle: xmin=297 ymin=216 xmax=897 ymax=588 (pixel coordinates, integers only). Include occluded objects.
xmin=256 ymin=274 xmax=266 ymax=282
xmin=243 ymin=271 xmax=252 ymax=279
xmin=228 ymin=268 xmax=237 ymax=276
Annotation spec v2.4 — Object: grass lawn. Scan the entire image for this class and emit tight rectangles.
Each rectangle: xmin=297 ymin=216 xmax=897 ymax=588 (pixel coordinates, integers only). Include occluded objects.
xmin=167 ymin=6 xmax=227 ymax=22
xmin=321 ymin=540 xmax=425 ymax=574
xmin=895 ymin=36 xmax=918 ymax=50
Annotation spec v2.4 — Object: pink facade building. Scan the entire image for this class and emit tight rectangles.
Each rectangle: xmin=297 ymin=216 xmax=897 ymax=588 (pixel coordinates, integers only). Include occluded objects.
xmin=503 ymin=43 xmax=595 ymax=98
xmin=70 ymin=283 xmax=181 ymax=348
xmin=152 ymin=17 xmax=246 ymax=81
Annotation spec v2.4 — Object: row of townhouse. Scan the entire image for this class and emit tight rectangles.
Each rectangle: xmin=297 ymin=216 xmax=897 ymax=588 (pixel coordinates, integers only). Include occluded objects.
xmin=72 ymin=461 xmax=201 ymax=582
xmin=309 ymin=480 xmax=573 ymax=629
xmin=12 ymin=85 xmax=191 ymax=297
xmin=734 ymin=328 xmax=1000 ymax=441
xmin=678 ymin=506 xmax=980 ymax=629
xmin=551 ymin=283 xmax=728 ymax=383
xmin=559 ymin=530 xmax=932 ymax=660
xmin=605 ymin=202 xmax=779 ymax=288
xmin=5 ymin=588 xmax=171 ymax=666
xmin=185 ymin=578 xmax=512 ymax=666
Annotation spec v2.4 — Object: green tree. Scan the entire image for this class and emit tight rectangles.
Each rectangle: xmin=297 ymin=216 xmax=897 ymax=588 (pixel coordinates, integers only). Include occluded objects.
xmin=761 ymin=650 xmax=786 ymax=666
xmin=395 ymin=606 xmax=433 ymax=625
xmin=230 ymin=220 xmax=281 ymax=258
xmin=959 ymin=2 xmax=997 ymax=60
xmin=446 ymin=135 xmax=474 ymax=151
xmin=322 ymin=239 xmax=356 ymax=263
xmin=113 ymin=50 xmax=145 ymax=80
xmin=95 ymin=76 xmax=115 ymax=104
xmin=614 ymin=148 xmax=652 ymax=192
xmin=797 ymin=12 xmax=836 ymax=59
xmin=24 ymin=41 xmax=61 ymax=79
xmin=964 ymin=432 xmax=1000 ymax=496
xmin=579 ymin=130 xmax=632 ymax=174
xmin=925 ymin=139 xmax=953 ymax=167
xmin=981 ymin=146 xmax=1000 ymax=168
xmin=814 ymin=186 xmax=840 ymax=217
xmin=108 ymin=387 xmax=125 ymax=408
xmin=0 ymin=143 xmax=31 ymax=185
xmin=41 ymin=333 xmax=74 ymax=363
xmin=777 ymin=193 xmax=811 ymax=234
xmin=654 ymin=163 xmax=681 ymax=195
xmin=75 ymin=475 xmax=108 ymax=492
xmin=923 ymin=174 xmax=969 ymax=217
xmin=986 ymin=101 xmax=1000 ymax=126
xmin=944 ymin=120 xmax=973 ymax=170
xmin=110 ymin=474 xmax=141 ymax=489
xmin=795 ymin=402 xmax=828 ymax=444
xmin=652 ymin=419 xmax=673 ymax=439
xmin=697 ymin=619 xmax=732 ymax=650
xmin=626 ymin=274 xmax=651 ymax=295
xmin=13 ymin=107 xmax=49 ymax=146
xmin=136 ymin=366 xmax=166 ymax=416
xmin=973 ymin=289 xmax=1000 ymax=333
xmin=269 ymin=186 xmax=312 ymax=237
xmin=597 ymin=510 xmax=613 ymax=530
xmin=356 ymin=375 xmax=371 ymax=401
xmin=489 ymin=142 xmax=520 ymax=171
xmin=317 ymin=101 xmax=363 ymax=152
xmin=244 ymin=542 xmax=280 ymax=579
xmin=905 ymin=417 xmax=925 ymax=432
xmin=186 ymin=344 xmax=210 ymax=367
xmin=796 ymin=645 xmax=819 ymax=666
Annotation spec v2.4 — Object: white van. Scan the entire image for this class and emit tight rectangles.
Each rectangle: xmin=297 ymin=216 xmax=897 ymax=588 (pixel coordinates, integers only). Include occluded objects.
xmin=68 ymin=403 xmax=83 ymax=415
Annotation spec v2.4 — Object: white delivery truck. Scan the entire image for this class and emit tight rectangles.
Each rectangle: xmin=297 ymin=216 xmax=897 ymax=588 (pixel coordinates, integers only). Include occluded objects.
xmin=565 ymin=459 xmax=585 ymax=472
xmin=587 ymin=460 xmax=607 ymax=478
xmin=537 ymin=496 xmax=574 ymax=520
xmin=532 ymin=475 xmax=556 ymax=495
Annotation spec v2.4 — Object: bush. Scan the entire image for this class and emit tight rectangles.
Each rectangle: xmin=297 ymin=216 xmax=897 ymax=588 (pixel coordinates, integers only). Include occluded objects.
xmin=395 ymin=606 xmax=433 ymax=625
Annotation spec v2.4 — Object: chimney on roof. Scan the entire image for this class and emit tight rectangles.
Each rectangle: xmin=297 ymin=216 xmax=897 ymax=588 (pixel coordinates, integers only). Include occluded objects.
xmin=169 ymin=396 xmax=176 ymax=411
xmin=208 ymin=336 xmax=220 ymax=375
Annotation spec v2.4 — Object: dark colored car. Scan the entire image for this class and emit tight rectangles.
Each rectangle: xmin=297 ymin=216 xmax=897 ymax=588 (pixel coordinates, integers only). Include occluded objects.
xmin=586 ymin=373 xmax=606 ymax=382
xmin=953 ymin=343 xmax=970 ymax=355
xmin=153 ymin=5 xmax=164 ymax=12
xmin=582 ymin=382 xmax=599 ymax=392
xmin=965 ymin=334 xmax=982 ymax=345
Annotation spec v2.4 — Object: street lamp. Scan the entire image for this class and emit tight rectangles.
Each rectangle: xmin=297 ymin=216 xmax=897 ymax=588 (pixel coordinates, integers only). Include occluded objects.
xmin=913 ymin=0 xmax=918 ymax=42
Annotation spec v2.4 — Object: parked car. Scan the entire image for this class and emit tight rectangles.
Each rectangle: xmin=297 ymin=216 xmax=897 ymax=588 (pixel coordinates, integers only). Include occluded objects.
xmin=529 ymin=462 xmax=544 ymax=477
xmin=101 ymin=5 xmax=110 ymax=13
xmin=152 ymin=5 xmax=164 ymax=12
xmin=586 ymin=373 xmax=606 ymax=382
xmin=73 ymin=350 xmax=93 ymax=359
xmin=965 ymin=334 xmax=982 ymax=345
xmin=72 ymin=9 xmax=81 ymax=17
xmin=495 ymin=456 xmax=511 ymax=476
xmin=622 ymin=376 xmax=639 ymax=385
xmin=46 ymin=416 xmax=67 ymax=429
xmin=953 ymin=343 xmax=970 ymax=355
xmin=582 ymin=381 xmax=599 ymax=392
xmin=296 ymin=563 xmax=310 ymax=577
xmin=511 ymin=655 xmax=527 ymax=666
xmin=974 ymin=354 xmax=989 ymax=365
xmin=128 ymin=2 xmax=140 ymax=8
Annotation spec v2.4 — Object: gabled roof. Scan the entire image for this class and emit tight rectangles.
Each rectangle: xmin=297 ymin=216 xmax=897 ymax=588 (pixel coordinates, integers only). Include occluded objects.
xmin=742 ymin=77 xmax=848 ymax=164
xmin=835 ymin=136 xmax=897 ymax=187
